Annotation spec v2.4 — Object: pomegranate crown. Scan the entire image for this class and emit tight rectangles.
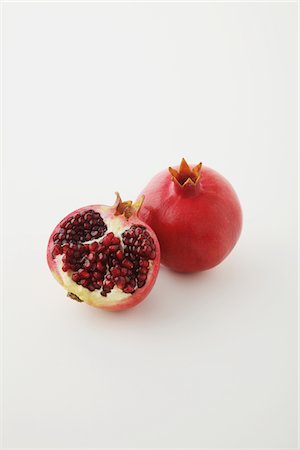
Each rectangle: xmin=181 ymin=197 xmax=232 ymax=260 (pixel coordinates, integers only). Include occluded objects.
xmin=169 ymin=158 xmax=202 ymax=186
xmin=114 ymin=192 xmax=144 ymax=219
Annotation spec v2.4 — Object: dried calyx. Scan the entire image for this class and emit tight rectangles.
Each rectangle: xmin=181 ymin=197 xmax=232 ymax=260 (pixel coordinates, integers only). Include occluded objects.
xmin=169 ymin=158 xmax=202 ymax=187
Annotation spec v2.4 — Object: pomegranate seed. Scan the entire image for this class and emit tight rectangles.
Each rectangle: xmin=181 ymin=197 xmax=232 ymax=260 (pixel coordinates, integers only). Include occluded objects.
xmin=98 ymin=253 xmax=107 ymax=262
xmin=83 ymin=260 xmax=91 ymax=269
xmin=72 ymin=272 xmax=80 ymax=282
xmin=103 ymin=279 xmax=114 ymax=289
xmin=93 ymin=271 xmax=102 ymax=280
xmin=62 ymin=221 xmax=70 ymax=229
xmin=81 ymin=270 xmax=90 ymax=279
xmin=96 ymin=261 xmax=105 ymax=271
xmin=150 ymin=251 xmax=156 ymax=259
xmin=108 ymin=245 xmax=119 ymax=253
xmin=111 ymin=267 xmax=121 ymax=277
xmin=111 ymin=237 xmax=120 ymax=244
xmin=115 ymin=277 xmax=126 ymax=289
xmin=90 ymin=242 xmax=99 ymax=251
xmin=122 ymin=259 xmax=134 ymax=269
xmin=102 ymin=232 xmax=114 ymax=246
xmin=52 ymin=244 xmax=61 ymax=257
xmin=88 ymin=253 xmax=96 ymax=262
xmin=116 ymin=250 xmax=123 ymax=261
xmin=123 ymin=285 xmax=135 ymax=294
xmin=62 ymin=264 xmax=69 ymax=272
xmin=129 ymin=278 xmax=136 ymax=287
xmin=102 ymin=286 xmax=111 ymax=293
xmin=137 ymin=274 xmax=147 ymax=281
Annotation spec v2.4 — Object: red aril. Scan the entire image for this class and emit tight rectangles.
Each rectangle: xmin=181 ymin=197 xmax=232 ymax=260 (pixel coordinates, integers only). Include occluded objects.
xmin=47 ymin=194 xmax=160 ymax=311
xmin=139 ymin=159 xmax=242 ymax=273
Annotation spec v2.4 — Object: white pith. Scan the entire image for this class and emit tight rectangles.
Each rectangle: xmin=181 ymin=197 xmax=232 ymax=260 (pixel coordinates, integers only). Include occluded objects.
xmin=56 ymin=255 xmax=131 ymax=305
xmin=52 ymin=207 xmax=153 ymax=306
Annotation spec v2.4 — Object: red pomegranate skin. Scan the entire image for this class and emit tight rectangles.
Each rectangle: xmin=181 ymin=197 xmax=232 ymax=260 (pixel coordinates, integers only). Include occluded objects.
xmin=139 ymin=163 xmax=242 ymax=273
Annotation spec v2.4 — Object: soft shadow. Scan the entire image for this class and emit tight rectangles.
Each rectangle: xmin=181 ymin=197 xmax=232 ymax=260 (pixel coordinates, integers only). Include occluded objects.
xmin=75 ymin=263 xmax=226 ymax=328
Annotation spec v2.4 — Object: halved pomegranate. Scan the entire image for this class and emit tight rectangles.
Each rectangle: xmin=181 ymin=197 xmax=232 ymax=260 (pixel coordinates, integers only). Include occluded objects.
xmin=47 ymin=194 xmax=160 ymax=311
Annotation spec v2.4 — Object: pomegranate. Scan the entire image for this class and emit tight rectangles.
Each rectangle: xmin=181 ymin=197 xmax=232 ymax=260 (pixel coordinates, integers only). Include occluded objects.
xmin=139 ymin=159 xmax=242 ymax=273
xmin=47 ymin=194 xmax=160 ymax=311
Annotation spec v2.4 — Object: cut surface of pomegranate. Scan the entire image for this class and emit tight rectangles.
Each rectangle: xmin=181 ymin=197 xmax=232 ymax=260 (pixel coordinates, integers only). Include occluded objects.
xmin=47 ymin=194 xmax=160 ymax=311
xmin=139 ymin=158 xmax=242 ymax=273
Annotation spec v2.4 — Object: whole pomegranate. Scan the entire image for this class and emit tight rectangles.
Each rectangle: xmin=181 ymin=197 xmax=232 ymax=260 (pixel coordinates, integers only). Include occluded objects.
xmin=47 ymin=193 xmax=160 ymax=311
xmin=139 ymin=159 xmax=242 ymax=273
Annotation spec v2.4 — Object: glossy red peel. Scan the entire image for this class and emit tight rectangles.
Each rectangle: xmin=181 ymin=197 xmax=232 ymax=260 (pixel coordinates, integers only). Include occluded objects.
xmin=139 ymin=159 xmax=242 ymax=273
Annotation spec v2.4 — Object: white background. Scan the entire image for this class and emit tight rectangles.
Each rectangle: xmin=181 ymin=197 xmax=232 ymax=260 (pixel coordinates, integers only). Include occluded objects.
xmin=2 ymin=2 xmax=298 ymax=449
